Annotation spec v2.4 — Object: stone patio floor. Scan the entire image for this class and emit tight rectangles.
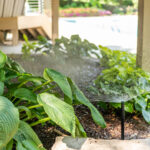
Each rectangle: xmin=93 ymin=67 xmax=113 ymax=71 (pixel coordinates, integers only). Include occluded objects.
xmin=52 ymin=136 xmax=150 ymax=150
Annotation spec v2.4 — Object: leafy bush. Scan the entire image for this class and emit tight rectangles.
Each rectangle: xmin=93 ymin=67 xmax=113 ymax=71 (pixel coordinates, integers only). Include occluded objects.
xmin=93 ymin=46 xmax=150 ymax=124
xmin=60 ymin=0 xmax=86 ymax=8
xmin=0 ymin=50 xmax=106 ymax=149
xmin=60 ymin=0 xmax=134 ymax=8
xmin=53 ymin=35 xmax=98 ymax=58
xmin=60 ymin=0 xmax=137 ymax=15
xmin=22 ymin=35 xmax=52 ymax=58
xmin=22 ymin=34 xmax=99 ymax=59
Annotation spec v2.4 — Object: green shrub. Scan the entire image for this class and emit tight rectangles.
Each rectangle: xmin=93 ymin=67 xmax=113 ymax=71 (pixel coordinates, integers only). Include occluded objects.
xmin=0 ymin=50 xmax=106 ymax=149
xmin=60 ymin=0 xmax=137 ymax=15
xmin=93 ymin=46 xmax=150 ymax=124
xmin=22 ymin=34 xmax=98 ymax=59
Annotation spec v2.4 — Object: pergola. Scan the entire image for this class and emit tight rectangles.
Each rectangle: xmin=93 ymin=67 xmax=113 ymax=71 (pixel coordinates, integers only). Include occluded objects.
xmin=0 ymin=0 xmax=59 ymax=44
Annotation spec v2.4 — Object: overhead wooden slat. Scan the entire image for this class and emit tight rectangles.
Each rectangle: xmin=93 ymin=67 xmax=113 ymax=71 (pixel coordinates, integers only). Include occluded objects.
xmin=27 ymin=28 xmax=38 ymax=39
xmin=12 ymin=0 xmax=25 ymax=17
xmin=0 ymin=0 xmax=4 ymax=17
xmin=3 ymin=0 xmax=15 ymax=17
xmin=36 ymin=27 xmax=47 ymax=37
xmin=20 ymin=29 xmax=27 ymax=35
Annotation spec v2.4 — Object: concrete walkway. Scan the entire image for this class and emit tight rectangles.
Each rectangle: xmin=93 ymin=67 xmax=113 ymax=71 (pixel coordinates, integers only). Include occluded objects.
xmin=0 ymin=43 xmax=23 ymax=54
xmin=0 ymin=15 xmax=137 ymax=55
xmin=52 ymin=136 xmax=150 ymax=150
xmin=59 ymin=15 xmax=137 ymax=54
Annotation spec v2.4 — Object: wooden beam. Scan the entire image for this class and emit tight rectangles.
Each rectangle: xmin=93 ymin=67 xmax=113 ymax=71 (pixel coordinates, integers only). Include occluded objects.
xmin=51 ymin=0 xmax=59 ymax=43
xmin=36 ymin=27 xmax=47 ymax=37
xmin=137 ymin=0 xmax=150 ymax=72
xmin=19 ymin=29 xmax=28 ymax=36
xmin=27 ymin=28 xmax=38 ymax=39
xmin=0 ymin=17 xmax=18 ymax=30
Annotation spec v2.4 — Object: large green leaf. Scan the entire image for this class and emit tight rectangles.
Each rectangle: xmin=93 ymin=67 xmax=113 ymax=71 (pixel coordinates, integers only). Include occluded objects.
xmin=17 ymin=106 xmax=32 ymax=120
xmin=16 ymin=142 xmax=27 ymax=150
xmin=14 ymin=121 xmax=45 ymax=150
xmin=6 ymin=57 xmax=24 ymax=74
xmin=68 ymin=78 xmax=106 ymax=128
xmin=37 ymin=93 xmax=76 ymax=137
xmin=2 ymin=140 xmax=13 ymax=150
xmin=75 ymin=116 xmax=87 ymax=137
xmin=43 ymin=68 xmax=72 ymax=102
xmin=0 ymin=81 xmax=4 ymax=96
xmin=142 ymin=109 xmax=150 ymax=124
xmin=0 ymin=70 xmax=5 ymax=82
xmin=135 ymin=96 xmax=147 ymax=109
xmin=124 ymin=102 xmax=134 ymax=113
xmin=13 ymin=88 xmax=37 ymax=103
xmin=18 ymin=75 xmax=45 ymax=86
xmin=0 ymin=96 xmax=19 ymax=149
xmin=0 ymin=51 xmax=7 ymax=69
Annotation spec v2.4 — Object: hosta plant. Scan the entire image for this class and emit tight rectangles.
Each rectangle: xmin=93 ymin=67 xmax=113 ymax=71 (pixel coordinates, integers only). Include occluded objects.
xmin=0 ymin=50 xmax=106 ymax=149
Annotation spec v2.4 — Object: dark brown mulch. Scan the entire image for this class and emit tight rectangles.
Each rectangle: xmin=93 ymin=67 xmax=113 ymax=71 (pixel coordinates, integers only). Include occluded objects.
xmin=75 ymin=104 xmax=150 ymax=140
xmin=33 ymin=125 xmax=59 ymax=150
xmin=33 ymin=103 xmax=150 ymax=150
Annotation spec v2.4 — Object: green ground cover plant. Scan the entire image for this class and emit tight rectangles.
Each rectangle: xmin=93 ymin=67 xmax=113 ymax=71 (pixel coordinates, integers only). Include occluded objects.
xmin=94 ymin=46 xmax=150 ymax=124
xmin=0 ymin=50 xmax=106 ymax=149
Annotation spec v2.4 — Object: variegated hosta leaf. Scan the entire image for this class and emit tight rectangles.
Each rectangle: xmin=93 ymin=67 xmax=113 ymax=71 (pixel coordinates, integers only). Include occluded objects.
xmin=37 ymin=93 xmax=76 ymax=137
xmin=14 ymin=121 xmax=45 ymax=150
xmin=0 ymin=96 xmax=19 ymax=149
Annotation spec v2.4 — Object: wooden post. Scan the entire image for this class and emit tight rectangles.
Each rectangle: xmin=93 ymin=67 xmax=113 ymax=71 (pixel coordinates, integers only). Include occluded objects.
xmin=0 ymin=31 xmax=4 ymax=43
xmin=137 ymin=0 xmax=150 ymax=72
xmin=51 ymin=0 xmax=59 ymax=44
xmin=12 ymin=29 xmax=19 ymax=46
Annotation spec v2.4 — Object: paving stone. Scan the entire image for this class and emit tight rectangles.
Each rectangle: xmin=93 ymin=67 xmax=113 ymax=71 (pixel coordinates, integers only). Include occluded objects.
xmin=52 ymin=136 xmax=150 ymax=150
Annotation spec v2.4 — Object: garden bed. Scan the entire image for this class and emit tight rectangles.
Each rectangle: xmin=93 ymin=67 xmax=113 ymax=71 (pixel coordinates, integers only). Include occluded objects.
xmin=33 ymin=105 xmax=150 ymax=149
xmin=9 ymin=54 xmax=150 ymax=150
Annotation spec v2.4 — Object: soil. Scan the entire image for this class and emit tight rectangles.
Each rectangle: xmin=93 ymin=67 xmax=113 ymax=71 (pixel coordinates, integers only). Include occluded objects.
xmin=33 ymin=104 xmax=150 ymax=150
xmin=10 ymin=55 xmax=150 ymax=150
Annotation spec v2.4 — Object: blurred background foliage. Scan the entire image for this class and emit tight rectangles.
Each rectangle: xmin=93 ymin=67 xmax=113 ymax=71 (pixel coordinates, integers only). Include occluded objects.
xmin=60 ymin=0 xmax=138 ymax=14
